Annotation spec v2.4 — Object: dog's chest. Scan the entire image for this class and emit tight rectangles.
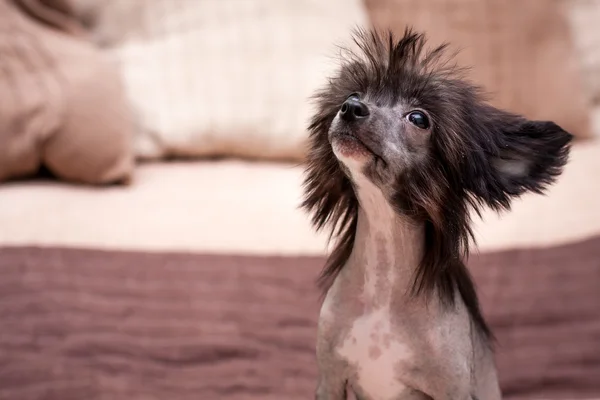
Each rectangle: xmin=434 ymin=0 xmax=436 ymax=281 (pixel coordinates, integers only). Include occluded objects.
xmin=336 ymin=307 xmax=416 ymax=399
xmin=319 ymin=274 xmax=473 ymax=400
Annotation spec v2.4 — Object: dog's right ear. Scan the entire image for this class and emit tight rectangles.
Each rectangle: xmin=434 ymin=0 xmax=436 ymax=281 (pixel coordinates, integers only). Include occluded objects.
xmin=464 ymin=112 xmax=573 ymax=211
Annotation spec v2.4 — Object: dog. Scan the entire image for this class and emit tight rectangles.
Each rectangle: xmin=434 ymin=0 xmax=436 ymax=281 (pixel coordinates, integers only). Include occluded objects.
xmin=301 ymin=28 xmax=572 ymax=400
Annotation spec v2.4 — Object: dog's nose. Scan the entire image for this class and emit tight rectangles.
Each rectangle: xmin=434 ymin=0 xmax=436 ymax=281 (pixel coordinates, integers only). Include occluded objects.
xmin=340 ymin=98 xmax=370 ymax=122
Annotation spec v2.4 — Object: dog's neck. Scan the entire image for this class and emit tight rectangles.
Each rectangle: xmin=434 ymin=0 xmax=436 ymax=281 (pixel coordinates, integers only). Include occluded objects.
xmin=345 ymin=174 xmax=424 ymax=309
xmin=322 ymin=172 xmax=501 ymax=400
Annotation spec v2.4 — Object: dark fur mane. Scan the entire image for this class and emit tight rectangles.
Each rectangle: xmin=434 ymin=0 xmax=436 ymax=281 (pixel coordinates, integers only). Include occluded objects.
xmin=302 ymin=27 xmax=572 ymax=341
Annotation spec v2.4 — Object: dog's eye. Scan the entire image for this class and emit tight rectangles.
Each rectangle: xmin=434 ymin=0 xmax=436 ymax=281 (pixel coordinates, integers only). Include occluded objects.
xmin=406 ymin=111 xmax=430 ymax=130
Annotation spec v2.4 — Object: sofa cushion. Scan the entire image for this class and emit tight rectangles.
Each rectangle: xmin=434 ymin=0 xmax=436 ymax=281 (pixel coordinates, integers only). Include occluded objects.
xmin=0 ymin=0 xmax=135 ymax=185
xmin=69 ymin=0 xmax=368 ymax=161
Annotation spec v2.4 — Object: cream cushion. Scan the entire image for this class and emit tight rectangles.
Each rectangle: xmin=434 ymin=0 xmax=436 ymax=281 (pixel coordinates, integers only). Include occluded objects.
xmin=70 ymin=0 xmax=368 ymax=161
xmin=0 ymin=140 xmax=598 ymax=256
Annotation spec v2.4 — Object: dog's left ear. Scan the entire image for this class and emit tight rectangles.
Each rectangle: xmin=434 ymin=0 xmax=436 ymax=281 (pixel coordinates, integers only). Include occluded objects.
xmin=468 ymin=117 xmax=573 ymax=209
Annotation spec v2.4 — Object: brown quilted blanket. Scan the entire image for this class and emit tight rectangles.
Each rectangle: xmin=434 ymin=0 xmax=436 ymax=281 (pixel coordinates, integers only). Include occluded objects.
xmin=1 ymin=237 xmax=599 ymax=400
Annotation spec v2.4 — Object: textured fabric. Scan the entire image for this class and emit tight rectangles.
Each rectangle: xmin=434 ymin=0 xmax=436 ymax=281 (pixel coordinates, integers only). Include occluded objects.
xmin=0 ymin=0 xmax=135 ymax=184
xmin=0 ymin=241 xmax=599 ymax=400
xmin=68 ymin=0 xmax=368 ymax=161
xmin=364 ymin=0 xmax=593 ymax=139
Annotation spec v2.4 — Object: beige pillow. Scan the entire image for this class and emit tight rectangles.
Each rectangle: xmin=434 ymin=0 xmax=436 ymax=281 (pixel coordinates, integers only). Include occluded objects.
xmin=69 ymin=0 xmax=368 ymax=161
xmin=0 ymin=0 xmax=134 ymax=184
xmin=0 ymin=0 xmax=135 ymax=185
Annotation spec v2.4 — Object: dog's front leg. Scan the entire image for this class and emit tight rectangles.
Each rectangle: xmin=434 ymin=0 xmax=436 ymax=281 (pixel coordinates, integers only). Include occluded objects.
xmin=315 ymin=344 xmax=348 ymax=400
xmin=315 ymin=373 xmax=347 ymax=400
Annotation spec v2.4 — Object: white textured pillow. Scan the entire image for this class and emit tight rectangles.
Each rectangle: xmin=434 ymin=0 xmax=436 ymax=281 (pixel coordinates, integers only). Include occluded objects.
xmin=72 ymin=0 xmax=368 ymax=161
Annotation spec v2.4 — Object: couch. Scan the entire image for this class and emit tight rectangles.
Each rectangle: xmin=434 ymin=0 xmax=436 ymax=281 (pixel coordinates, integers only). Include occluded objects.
xmin=1 ymin=1 xmax=599 ymax=399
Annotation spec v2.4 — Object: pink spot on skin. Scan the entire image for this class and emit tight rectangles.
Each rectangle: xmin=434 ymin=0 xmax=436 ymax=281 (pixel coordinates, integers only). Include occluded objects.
xmin=369 ymin=345 xmax=382 ymax=360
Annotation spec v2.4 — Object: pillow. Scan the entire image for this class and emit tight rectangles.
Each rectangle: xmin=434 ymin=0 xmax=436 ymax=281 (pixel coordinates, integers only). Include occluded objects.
xmin=0 ymin=0 xmax=135 ymax=185
xmin=364 ymin=0 xmax=593 ymax=139
xmin=567 ymin=0 xmax=600 ymax=138
xmin=68 ymin=0 xmax=368 ymax=161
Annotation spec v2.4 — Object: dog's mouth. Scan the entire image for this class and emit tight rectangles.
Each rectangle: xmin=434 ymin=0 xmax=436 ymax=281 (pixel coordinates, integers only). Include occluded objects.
xmin=330 ymin=129 xmax=384 ymax=163
xmin=337 ymin=131 xmax=370 ymax=149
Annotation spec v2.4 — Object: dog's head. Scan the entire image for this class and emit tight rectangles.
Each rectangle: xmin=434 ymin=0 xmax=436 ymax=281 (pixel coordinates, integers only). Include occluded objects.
xmin=302 ymin=28 xmax=572 ymax=293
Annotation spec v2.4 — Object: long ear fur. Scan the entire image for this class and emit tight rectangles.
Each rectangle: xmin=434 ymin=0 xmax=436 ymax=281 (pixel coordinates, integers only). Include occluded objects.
xmin=463 ymin=109 xmax=573 ymax=212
